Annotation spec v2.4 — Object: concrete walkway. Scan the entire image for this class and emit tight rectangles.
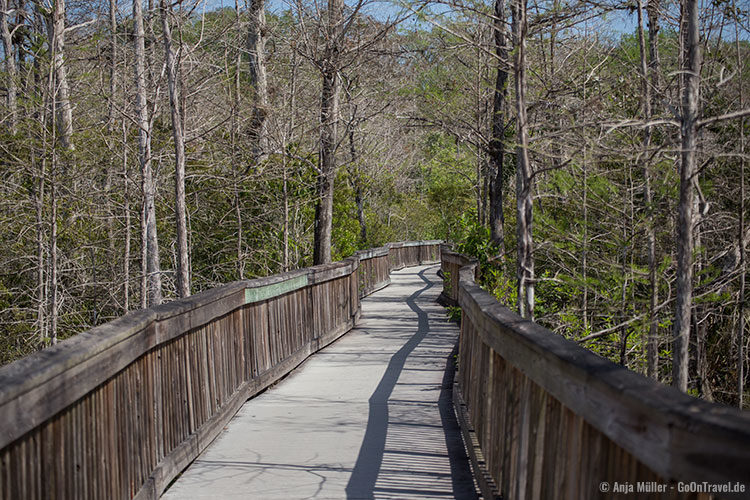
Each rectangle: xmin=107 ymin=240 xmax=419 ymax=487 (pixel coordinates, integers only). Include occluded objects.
xmin=162 ymin=265 xmax=478 ymax=500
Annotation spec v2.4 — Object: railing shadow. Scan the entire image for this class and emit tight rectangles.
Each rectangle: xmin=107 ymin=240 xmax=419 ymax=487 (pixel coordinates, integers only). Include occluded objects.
xmin=345 ymin=267 xmax=477 ymax=499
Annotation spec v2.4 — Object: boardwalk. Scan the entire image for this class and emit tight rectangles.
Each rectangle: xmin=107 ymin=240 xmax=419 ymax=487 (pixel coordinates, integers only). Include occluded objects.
xmin=162 ymin=265 xmax=478 ymax=499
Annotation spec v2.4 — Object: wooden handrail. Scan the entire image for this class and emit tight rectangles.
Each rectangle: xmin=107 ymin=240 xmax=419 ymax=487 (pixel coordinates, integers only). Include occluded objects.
xmin=0 ymin=241 xmax=440 ymax=500
xmin=439 ymin=245 xmax=478 ymax=305
xmin=446 ymin=251 xmax=750 ymax=500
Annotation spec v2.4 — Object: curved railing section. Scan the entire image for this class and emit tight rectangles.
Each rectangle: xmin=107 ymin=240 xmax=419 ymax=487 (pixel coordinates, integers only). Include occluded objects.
xmin=0 ymin=240 xmax=440 ymax=500
xmin=445 ymin=249 xmax=750 ymax=500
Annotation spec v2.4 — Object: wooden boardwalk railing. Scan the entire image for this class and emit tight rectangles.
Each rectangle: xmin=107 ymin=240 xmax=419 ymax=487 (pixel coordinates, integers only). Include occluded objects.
xmin=442 ymin=247 xmax=750 ymax=500
xmin=0 ymin=241 xmax=440 ymax=500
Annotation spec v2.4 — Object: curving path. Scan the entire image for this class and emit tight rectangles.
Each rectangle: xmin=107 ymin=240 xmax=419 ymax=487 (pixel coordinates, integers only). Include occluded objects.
xmin=162 ymin=265 xmax=478 ymax=499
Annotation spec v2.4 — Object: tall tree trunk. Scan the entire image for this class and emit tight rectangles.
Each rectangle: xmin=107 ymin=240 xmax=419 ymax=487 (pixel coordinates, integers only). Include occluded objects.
xmin=140 ymin=185 xmax=147 ymax=309
xmin=313 ymin=0 xmax=342 ymax=266
xmin=232 ymin=0 xmax=244 ymax=279
xmin=736 ymin=0 xmax=745 ymax=408
xmin=105 ymin=0 xmax=118 ymax=309
xmin=35 ymin=154 xmax=46 ymax=343
xmin=247 ymin=0 xmax=268 ymax=160
xmin=123 ymin=121 xmax=131 ymax=312
xmin=282 ymin=48 xmax=298 ymax=271
xmin=1 ymin=0 xmax=17 ymax=132
xmin=638 ymin=0 xmax=660 ymax=379
xmin=47 ymin=0 xmax=73 ymax=150
xmin=160 ymin=0 xmax=190 ymax=298
xmin=581 ymin=22 xmax=589 ymax=333
xmin=647 ymin=0 xmax=661 ymax=104
xmin=134 ymin=0 xmax=162 ymax=306
xmin=489 ymin=0 xmax=508 ymax=250
xmin=49 ymin=160 xmax=58 ymax=344
xmin=673 ymin=0 xmax=701 ymax=392
xmin=620 ymin=166 xmax=632 ymax=366
xmin=513 ymin=0 xmax=534 ymax=319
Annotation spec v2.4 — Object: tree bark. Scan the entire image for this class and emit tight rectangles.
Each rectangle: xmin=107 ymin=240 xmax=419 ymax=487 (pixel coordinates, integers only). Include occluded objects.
xmin=282 ymin=47 xmax=298 ymax=271
xmin=160 ymin=0 xmax=190 ymax=298
xmin=247 ymin=0 xmax=268 ymax=160
xmin=513 ymin=0 xmax=534 ymax=319
xmin=108 ymin=0 xmax=117 ymax=127
xmin=673 ymin=0 xmax=701 ymax=392
xmin=647 ymin=0 xmax=661 ymax=106
xmin=35 ymin=153 xmax=46 ymax=343
xmin=47 ymin=0 xmax=73 ymax=150
xmin=134 ymin=0 xmax=162 ymax=306
xmin=49 ymin=149 xmax=58 ymax=344
xmin=1 ymin=0 xmax=17 ymax=133
xmin=106 ymin=0 xmax=118 ymax=309
xmin=489 ymin=0 xmax=508 ymax=250
xmin=736 ymin=0 xmax=745 ymax=408
xmin=313 ymin=0 xmax=342 ymax=266
xmin=122 ymin=121 xmax=130 ymax=312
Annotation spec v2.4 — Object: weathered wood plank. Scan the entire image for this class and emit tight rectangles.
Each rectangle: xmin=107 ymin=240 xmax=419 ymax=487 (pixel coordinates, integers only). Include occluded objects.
xmin=0 ymin=241 xmax=440 ymax=500
xmin=450 ymin=249 xmax=750 ymax=499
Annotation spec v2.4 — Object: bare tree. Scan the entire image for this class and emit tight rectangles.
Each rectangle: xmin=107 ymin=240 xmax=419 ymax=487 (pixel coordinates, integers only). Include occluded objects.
xmin=312 ymin=0 xmax=343 ymax=265
xmin=735 ymin=0 xmax=746 ymax=408
xmin=133 ymin=0 xmax=162 ymax=306
xmin=247 ymin=0 xmax=268 ymax=160
xmin=160 ymin=0 xmax=190 ymax=298
xmin=673 ymin=0 xmax=701 ymax=392
xmin=513 ymin=0 xmax=534 ymax=319
xmin=489 ymin=0 xmax=509 ymax=252
xmin=45 ymin=0 xmax=73 ymax=150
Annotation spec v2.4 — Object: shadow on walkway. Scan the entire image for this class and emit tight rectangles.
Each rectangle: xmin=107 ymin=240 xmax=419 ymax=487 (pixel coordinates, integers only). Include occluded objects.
xmin=345 ymin=268 xmax=477 ymax=499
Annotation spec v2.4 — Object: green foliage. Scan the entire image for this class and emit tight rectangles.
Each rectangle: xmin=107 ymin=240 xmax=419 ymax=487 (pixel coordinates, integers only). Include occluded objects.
xmin=447 ymin=305 xmax=462 ymax=322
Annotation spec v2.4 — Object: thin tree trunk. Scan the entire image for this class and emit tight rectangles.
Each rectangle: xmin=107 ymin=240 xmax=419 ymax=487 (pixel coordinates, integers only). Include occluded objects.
xmin=513 ymin=0 xmax=534 ymax=319
xmin=123 ymin=121 xmax=131 ymax=312
xmin=134 ymin=0 xmax=162 ymax=306
xmin=475 ymin=39 xmax=483 ymax=225
xmin=673 ymin=0 xmax=701 ymax=392
xmin=44 ymin=6 xmax=59 ymax=345
xmin=247 ymin=0 xmax=268 ymax=160
xmin=105 ymin=0 xmax=118 ymax=308
xmin=736 ymin=0 xmax=745 ymax=408
xmin=232 ymin=0 xmax=244 ymax=279
xmin=49 ymin=92 xmax=58 ymax=345
xmin=638 ymin=0 xmax=660 ymax=379
xmin=1 ymin=0 xmax=17 ymax=132
xmin=109 ymin=0 xmax=117 ymax=125
xmin=160 ymin=0 xmax=190 ymax=298
xmin=489 ymin=0 xmax=508 ymax=250
xmin=313 ymin=0 xmax=342 ymax=266
xmin=47 ymin=0 xmax=73 ymax=150
xmin=283 ymin=48 xmax=298 ymax=271
xmin=35 ymin=155 xmax=45 ymax=343
xmin=620 ymin=165 xmax=631 ymax=366
xmin=50 ymin=160 xmax=58 ymax=344
xmin=140 ymin=183 xmax=147 ymax=309
xmin=581 ymin=22 xmax=589 ymax=333
xmin=647 ymin=0 xmax=661 ymax=105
